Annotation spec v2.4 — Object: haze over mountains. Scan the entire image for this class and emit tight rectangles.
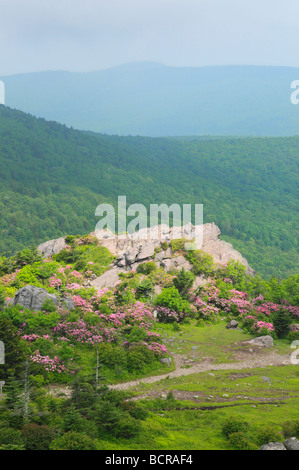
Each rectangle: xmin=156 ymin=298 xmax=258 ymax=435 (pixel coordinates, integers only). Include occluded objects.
xmin=1 ymin=62 xmax=299 ymax=137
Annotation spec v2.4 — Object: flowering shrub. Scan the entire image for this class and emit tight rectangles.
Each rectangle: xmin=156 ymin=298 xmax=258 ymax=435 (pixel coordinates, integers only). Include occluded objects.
xmin=194 ymin=297 xmax=219 ymax=323
xmin=155 ymin=306 xmax=183 ymax=323
xmin=256 ymin=302 xmax=280 ymax=316
xmin=30 ymin=350 xmax=67 ymax=373
xmin=53 ymin=320 xmax=108 ymax=345
xmin=49 ymin=276 xmax=63 ymax=289
xmin=154 ymin=287 xmax=191 ymax=322
xmin=252 ymin=321 xmax=275 ymax=335
xmin=145 ymin=342 xmax=168 ymax=356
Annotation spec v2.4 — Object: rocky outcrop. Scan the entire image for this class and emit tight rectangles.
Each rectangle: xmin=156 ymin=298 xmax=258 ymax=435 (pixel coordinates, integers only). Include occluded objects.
xmin=13 ymin=285 xmax=59 ymax=311
xmin=37 ymin=223 xmax=254 ymax=275
xmin=160 ymin=358 xmax=172 ymax=366
xmin=95 ymin=223 xmax=254 ymax=275
xmin=201 ymin=224 xmax=254 ymax=275
xmin=37 ymin=237 xmax=67 ymax=258
xmin=36 ymin=223 xmax=254 ymax=293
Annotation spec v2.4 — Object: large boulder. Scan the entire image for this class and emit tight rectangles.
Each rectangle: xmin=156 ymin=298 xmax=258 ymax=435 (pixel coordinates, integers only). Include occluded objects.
xmin=13 ymin=285 xmax=58 ymax=311
xmin=260 ymin=442 xmax=286 ymax=450
xmin=248 ymin=335 xmax=274 ymax=348
xmin=37 ymin=237 xmax=67 ymax=258
xmin=284 ymin=437 xmax=299 ymax=450
xmin=226 ymin=320 xmax=239 ymax=329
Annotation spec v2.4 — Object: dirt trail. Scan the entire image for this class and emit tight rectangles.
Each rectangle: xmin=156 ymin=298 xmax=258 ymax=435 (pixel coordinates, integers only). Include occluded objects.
xmin=109 ymin=351 xmax=290 ymax=391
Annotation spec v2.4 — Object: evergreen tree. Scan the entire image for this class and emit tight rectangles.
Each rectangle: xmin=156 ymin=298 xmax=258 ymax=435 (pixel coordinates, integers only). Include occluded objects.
xmin=173 ymin=267 xmax=195 ymax=298
xmin=0 ymin=318 xmax=28 ymax=380
xmin=273 ymin=307 xmax=292 ymax=339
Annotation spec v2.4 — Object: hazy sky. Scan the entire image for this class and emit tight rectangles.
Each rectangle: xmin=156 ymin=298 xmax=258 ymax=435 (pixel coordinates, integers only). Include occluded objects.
xmin=1 ymin=0 xmax=299 ymax=75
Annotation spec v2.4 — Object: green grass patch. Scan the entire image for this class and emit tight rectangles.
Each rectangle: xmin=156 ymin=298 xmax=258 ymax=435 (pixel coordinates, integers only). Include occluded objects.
xmin=154 ymin=320 xmax=253 ymax=363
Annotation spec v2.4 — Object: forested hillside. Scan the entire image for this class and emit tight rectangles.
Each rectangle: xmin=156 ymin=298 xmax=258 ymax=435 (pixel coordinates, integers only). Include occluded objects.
xmin=0 ymin=105 xmax=298 ymax=278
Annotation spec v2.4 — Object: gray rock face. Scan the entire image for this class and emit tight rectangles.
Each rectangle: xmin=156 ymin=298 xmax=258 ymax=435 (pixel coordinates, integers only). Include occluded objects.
xmin=226 ymin=320 xmax=239 ymax=329
xmin=13 ymin=285 xmax=58 ymax=311
xmin=154 ymin=248 xmax=172 ymax=263
xmin=115 ymin=242 xmax=156 ymax=269
xmin=248 ymin=335 xmax=274 ymax=348
xmin=37 ymin=237 xmax=67 ymax=258
xmin=90 ymin=268 xmax=125 ymax=290
xmin=284 ymin=437 xmax=299 ymax=450
xmin=260 ymin=442 xmax=286 ymax=450
xmin=160 ymin=255 xmax=192 ymax=272
xmin=136 ymin=243 xmax=156 ymax=261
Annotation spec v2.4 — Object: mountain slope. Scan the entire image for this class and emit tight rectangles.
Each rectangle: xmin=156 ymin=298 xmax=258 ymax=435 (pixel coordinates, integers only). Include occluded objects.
xmin=0 ymin=105 xmax=298 ymax=278
xmin=1 ymin=63 xmax=299 ymax=137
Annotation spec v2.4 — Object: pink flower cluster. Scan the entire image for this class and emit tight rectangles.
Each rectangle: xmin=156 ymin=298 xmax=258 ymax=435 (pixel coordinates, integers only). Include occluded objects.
xmin=65 ymin=283 xmax=82 ymax=290
xmin=49 ymin=276 xmax=62 ymax=289
xmin=0 ymin=270 xmax=20 ymax=286
xmin=290 ymin=324 xmax=299 ymax=332
xmin=194 ymin=297 xmax=219 ymax=319
xmin=72 ymin=295 xmax=93 ymax=313
xmin=53 ymin=320 xmax=105 ymax=345
xmin=256 ymin=302 xmax=280 ymax=316
xmin=145 ymin=342 xmax=168 ymax=356
xmin=22 ymin=334 xmax=52 ymax=342
xmin=70 ymin=270 xmax=83 ymax=279
xmin=155 ymin=306 xmax=183 ymax=323
xmin=30 ymin=350 xmax=67 ymax=373
xmin=253 ymin=320 xmax=275 ymax=333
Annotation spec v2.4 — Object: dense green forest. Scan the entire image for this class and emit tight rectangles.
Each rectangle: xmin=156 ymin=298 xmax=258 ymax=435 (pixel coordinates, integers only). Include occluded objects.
xmin=0 ymin=105 xmax=298 ymax=278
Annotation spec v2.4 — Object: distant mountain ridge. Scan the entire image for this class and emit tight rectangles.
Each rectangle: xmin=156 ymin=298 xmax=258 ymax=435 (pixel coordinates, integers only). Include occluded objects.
xmin=1 ymin=62 xmax=299 ymax=136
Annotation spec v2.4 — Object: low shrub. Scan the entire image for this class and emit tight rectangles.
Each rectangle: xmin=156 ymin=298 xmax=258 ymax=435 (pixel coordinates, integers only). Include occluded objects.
xmin=253 ymin=425 xmax=283 ymax=446
xmin=137 ymin=262 xmax=157 ymax=275
xmin=222 ymin=418 xmax=249 ymax=437
xmin=0 ymin=427 xmax=24 ymax=447
xmin=50 ymin=431 xmax=98 ymax=450
xmin=282 ymin=420 xmax=299 ymax=438
xmin=228 ymin=431 xmax=256 ymax=450
xmin=112 ymin=416 xmax=141 ymax=439
xmin=22 ymin=423 xmax=56 ymax=450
